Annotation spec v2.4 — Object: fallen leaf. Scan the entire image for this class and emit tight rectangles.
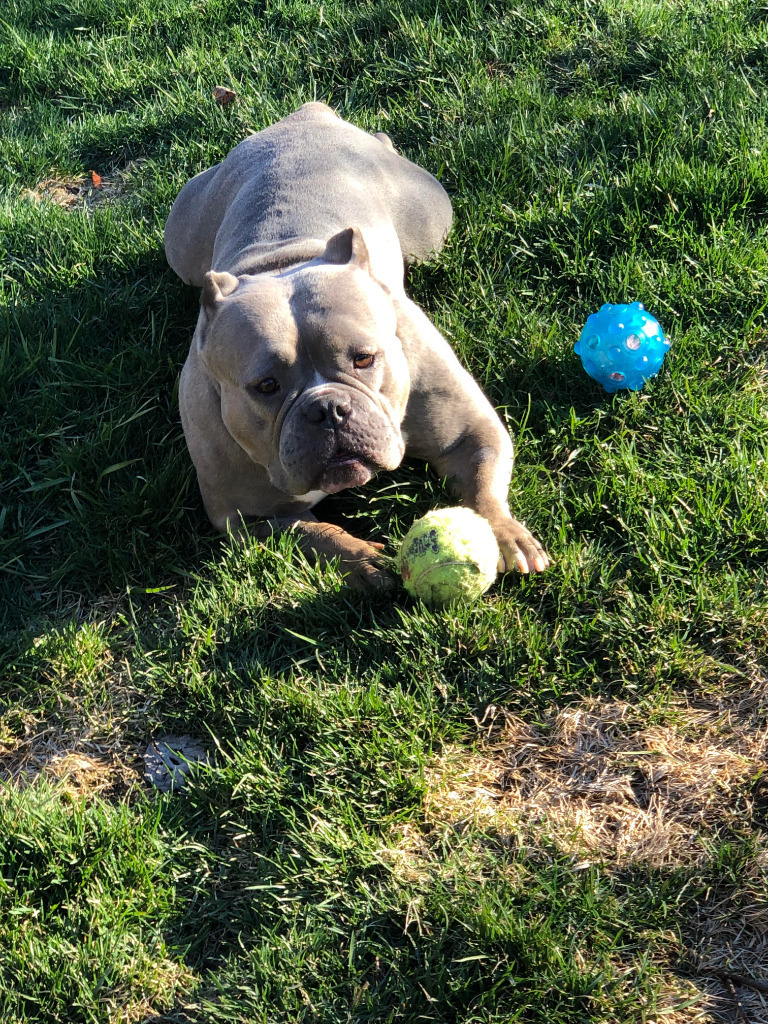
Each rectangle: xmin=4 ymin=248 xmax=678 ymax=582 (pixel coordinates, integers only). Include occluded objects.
xmin=212 ymin=86 xmax=236 ymax=107
xmin=90 ymin=170 xmax=102 ymax=188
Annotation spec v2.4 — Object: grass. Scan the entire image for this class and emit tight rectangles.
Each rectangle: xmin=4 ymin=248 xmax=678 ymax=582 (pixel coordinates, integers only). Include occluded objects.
xmin=1 ymin=0 xmax=767 ymax=1020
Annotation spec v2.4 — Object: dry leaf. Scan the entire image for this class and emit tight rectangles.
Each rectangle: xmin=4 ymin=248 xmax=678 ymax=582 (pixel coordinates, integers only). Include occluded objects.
xmin=90 ymin=170 xmax=102 ymax=188
xmin=212 ymin=86 xmax=236 ymax=107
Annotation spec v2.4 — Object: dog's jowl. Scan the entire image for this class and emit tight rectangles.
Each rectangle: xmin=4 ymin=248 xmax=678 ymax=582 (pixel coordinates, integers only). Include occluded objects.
xmin=165 ymin=102 xmax=549 ymax=588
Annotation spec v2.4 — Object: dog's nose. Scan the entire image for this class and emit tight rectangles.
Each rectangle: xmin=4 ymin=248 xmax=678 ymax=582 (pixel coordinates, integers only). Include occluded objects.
xmin=305 ymin=394 xmax=352 ymax=427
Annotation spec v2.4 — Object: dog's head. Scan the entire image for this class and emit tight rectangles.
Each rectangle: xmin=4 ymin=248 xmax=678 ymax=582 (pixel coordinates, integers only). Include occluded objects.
xmin=197 ymin=227 xmax=409 ymax=496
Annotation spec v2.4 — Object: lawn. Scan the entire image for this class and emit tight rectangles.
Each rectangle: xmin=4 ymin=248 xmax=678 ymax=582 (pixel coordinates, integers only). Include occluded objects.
xmin=1 ymin=0 xmax=767 ymax=1021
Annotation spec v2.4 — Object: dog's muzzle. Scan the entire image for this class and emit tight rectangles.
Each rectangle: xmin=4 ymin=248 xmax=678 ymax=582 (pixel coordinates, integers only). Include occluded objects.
xmin=278 ymin=383 xmax=403 ymax=494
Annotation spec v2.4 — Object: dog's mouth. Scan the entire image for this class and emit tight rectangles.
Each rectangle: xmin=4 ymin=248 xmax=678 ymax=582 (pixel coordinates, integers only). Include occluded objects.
xmin=318 ymin=450 xmax=375 ymax=494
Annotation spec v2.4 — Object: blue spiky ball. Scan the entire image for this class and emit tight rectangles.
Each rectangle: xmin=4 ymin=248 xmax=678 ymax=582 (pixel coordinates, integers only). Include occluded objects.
xmin=575 ymin=302 xmax=670 ymax=393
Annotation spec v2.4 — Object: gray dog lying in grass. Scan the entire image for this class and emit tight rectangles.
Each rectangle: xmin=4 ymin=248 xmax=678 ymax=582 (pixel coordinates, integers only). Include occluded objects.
xmin=164 ymin=102 xmax=549 ymax=588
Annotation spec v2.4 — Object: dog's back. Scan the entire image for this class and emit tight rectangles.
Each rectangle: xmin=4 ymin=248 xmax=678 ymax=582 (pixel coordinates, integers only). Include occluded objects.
xmin=165 ymin=102 xmax=452 ymax=290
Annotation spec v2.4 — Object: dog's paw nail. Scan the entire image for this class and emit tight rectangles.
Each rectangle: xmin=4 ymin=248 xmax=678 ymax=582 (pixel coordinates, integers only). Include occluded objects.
xmin=367 ymin=571 xmax=395 ymax=592
xmin=515 ymin=551 xmax=530 ymax=574
xmin=533 ymin=554 xmax=547 ymax=572
xmin=348 ymin=564 xmax=395 ymax=592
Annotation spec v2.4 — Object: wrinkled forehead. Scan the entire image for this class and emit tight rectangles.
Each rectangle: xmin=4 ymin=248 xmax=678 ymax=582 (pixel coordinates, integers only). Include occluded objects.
xmin=213 ymin=277 xmax=299 ymax=358
xmin=289 ymin=265 xmax=396 ymax=344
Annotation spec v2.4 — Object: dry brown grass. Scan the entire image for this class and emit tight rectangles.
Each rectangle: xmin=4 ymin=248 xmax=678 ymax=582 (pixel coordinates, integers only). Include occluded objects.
xmin=104 ymin=952 xmax=196 ymax=1024
xmin=0 ymin=619 xmax=151 ymax=799
xmin=627 ymin=877 xmax=768 ymax=1024
xmin=0 ymin=712 xmax=142 ymax=799
xmin=376 ymin=823 xmax=435 ymax=884
xmin=21 ymin=162 xmax=144 ymax=210
xmin=686 ymin=857 xmax=768 ymax=1024
xmin=22 ymin=174 xmax=100 ymax=208
xmin=424 ymin=681 xmax=767 ymax=869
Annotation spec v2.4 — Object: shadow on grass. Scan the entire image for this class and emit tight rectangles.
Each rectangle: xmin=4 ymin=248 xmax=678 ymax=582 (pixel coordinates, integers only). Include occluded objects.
xmin=144 ymin=761 xmax=749 ymax=1023
xmin=1 ymin=241 xmax=202 ymax=636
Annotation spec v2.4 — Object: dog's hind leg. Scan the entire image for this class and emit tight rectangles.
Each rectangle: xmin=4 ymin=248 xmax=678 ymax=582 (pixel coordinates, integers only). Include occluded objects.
xmin=379 ymin=149 xmax=454 ymax=264
xmin=164 ymin=163 xmax=224 ymax=287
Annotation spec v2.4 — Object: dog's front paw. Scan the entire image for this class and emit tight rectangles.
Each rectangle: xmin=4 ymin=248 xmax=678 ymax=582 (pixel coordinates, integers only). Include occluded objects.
xmin=492 ymin=517 xmax=550 ymax=575
xmin=339 ymin=540 xmax=395 ymax=592
xmin=297 ymin=521 xmax=395 ymax=592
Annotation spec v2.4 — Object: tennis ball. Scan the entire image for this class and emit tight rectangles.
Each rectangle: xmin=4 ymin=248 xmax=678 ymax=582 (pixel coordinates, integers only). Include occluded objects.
xmin=398 ymin=507 xmax=500 ymax=606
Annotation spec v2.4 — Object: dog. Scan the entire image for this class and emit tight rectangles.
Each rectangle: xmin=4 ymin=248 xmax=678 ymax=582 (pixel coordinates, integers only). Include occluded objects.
xmin=164 ymin=102 xmax=549 ymax=588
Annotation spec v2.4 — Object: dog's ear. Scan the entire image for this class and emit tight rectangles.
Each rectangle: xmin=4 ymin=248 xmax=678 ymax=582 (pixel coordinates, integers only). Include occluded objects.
xmin=201 ymin=271 xmax=239 ymax=320
xmin=323 ymin=226 xmax=370 ymax=271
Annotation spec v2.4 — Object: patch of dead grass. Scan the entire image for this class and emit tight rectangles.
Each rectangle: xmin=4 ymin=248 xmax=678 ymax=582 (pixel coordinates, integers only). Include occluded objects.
xmin=105 ymin=951 xmax=196 ymax=1024
xmin=417 ymin=680 xmax=768 ymax=1020
xmin=0 ymin=618 xmax=152 ymax=799
xmin=625 ymin=885 xmax=768 ymax=1023
xmin=376 ymin=823 xmax=435 ymax=884
xmin=643 ymin=980 xmax=715 ymax=1024
xmin=425 ymin=679 xmax=768 ymax=869
xmin=685 ymin=861 xmax=768 ymax=1024
xmin=22 ymin=161 xmax=144 ymax=210
xmin=0 ymin=713 xmax=142 ymax=799
xmin=22 ymin=174 xmax=99 ymax=209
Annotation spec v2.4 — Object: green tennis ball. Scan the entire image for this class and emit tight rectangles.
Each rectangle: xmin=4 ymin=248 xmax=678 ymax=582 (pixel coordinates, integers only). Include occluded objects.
xmin=398 ymin=507 xmax=500 ymax=606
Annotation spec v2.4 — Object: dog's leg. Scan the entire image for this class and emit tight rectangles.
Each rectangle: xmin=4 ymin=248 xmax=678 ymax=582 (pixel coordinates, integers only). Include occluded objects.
xmin=249 ymin=514 xmax=394 ymax=591
xmin=429 ymin=429 xmax=550 ymax=575
xmin=396 ymin=297 xmax=550 ymax=575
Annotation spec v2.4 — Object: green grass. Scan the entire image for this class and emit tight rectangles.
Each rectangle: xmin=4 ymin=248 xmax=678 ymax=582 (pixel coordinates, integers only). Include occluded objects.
xmin=2 ymin=0 xmax=768 ymax=1021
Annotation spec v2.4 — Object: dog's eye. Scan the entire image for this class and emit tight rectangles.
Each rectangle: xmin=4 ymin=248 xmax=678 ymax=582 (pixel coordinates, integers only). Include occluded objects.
xmin=353 ymin=353 xmax=374 ymax=369
xmin=253 ymin=378 xmax=280 ymax=395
